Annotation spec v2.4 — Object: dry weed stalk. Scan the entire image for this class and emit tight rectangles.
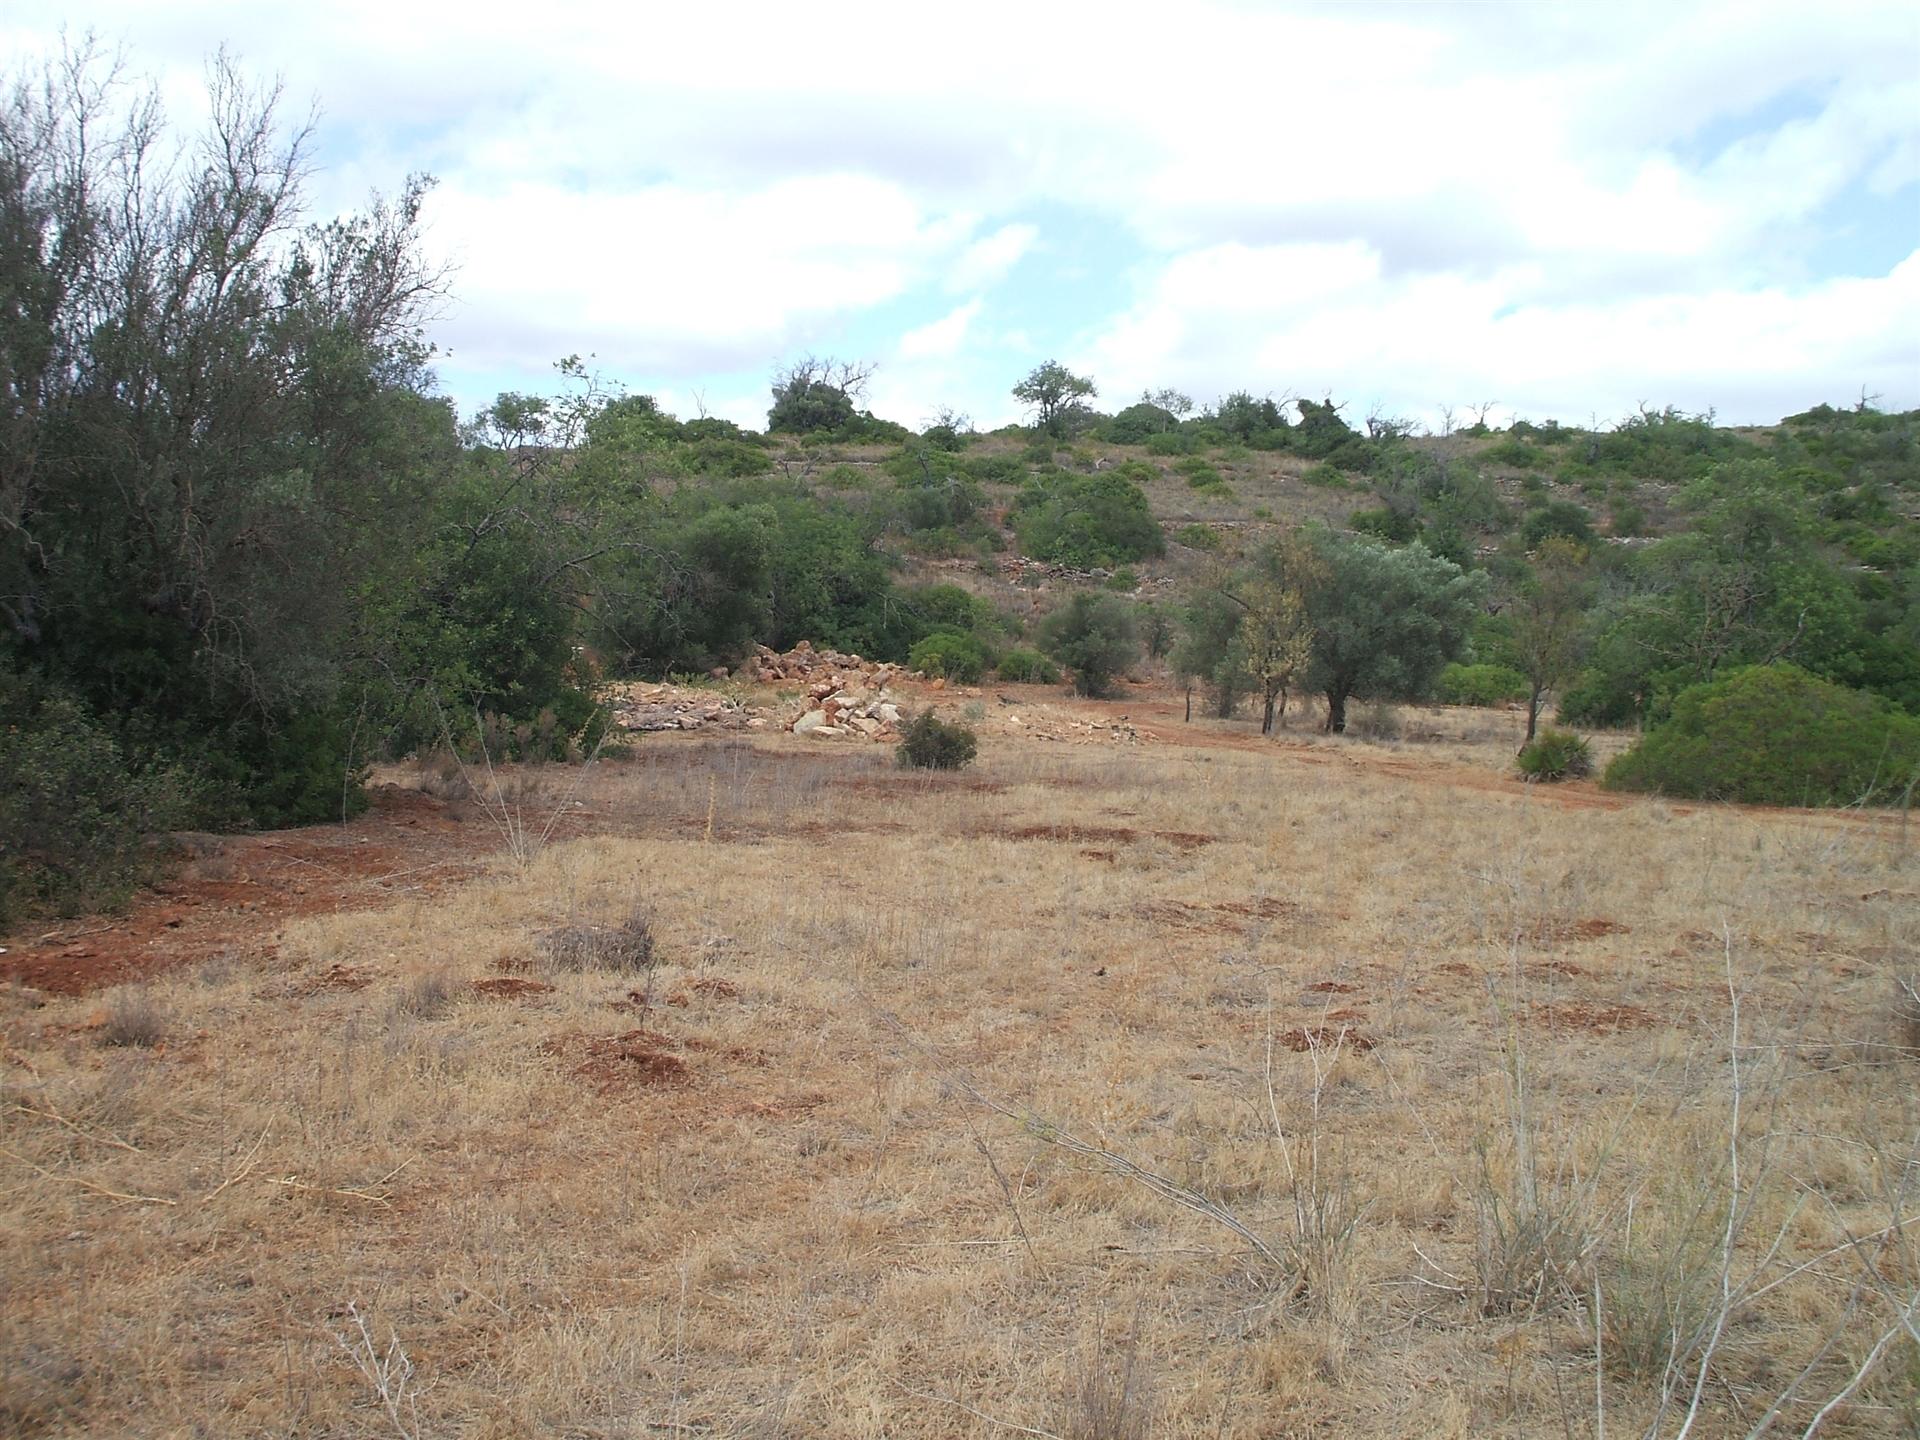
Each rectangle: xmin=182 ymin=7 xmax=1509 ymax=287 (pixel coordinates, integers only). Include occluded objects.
xmin=335 ymin=1302 xmax=423 ymax=1440
xmin=1264 ymin=998 xmax=1367 ymax=1315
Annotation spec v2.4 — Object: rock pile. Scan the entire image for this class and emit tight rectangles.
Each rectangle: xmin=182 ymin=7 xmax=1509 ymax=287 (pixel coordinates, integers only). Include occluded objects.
xmin=746 ymin=640 xmax=909 ymax=689
xmin=613 ymin=685 xmax=764 ymax=734
xmin=740 ymin=642 xmax=915 ymax=743
xmin=789 ymin=676 xmax=907 ymax=743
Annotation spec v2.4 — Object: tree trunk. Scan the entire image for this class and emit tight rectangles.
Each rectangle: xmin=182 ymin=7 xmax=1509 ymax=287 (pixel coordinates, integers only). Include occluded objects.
xmin=1525 ymin=682 xmax=1543 ymax=744
xmin=1184 ymin=685 xmax=1192 ymax=723
xmin=1327 ymin=689 xmax=1348 ymax=734
xmin=1261 ymin=688 xmax=1276 ymax=735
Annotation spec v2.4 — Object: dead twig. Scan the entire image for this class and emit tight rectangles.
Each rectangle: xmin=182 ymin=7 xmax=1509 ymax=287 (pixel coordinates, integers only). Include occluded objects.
xmin=0 ymin=1143 xmax=176 ymax=1206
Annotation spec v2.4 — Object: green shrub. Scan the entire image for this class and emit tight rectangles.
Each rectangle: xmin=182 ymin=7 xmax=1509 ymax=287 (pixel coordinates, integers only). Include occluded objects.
xmin=1175 ymin=524 xmax=1222 ymax=551
xmin=1301 ymin=463 xmax=1350 ymax=489
xmin=1011 ymin=470 xmax=1165 ymax=568
xmin=908 ymin=630 xmax=987 ymax=683
xmin=1603 ymin=665 xmax=1920 ymax=806
xmin=963 ymin=453 xmax=1027 ymax=486
xmin=1523 ymin=500 xmax=1595 ymax=547
xmin=1517 ymin=728 xmax=1594 ymax=782
xmin=996 ymin=648 xmax=1060 ymax=684
xmin=1439 ymin=662 xmax=1530 ymax=706
xmin=0 ymin=684 xmax=200 ymax=924
xmin=897 ymin=712 xmax=978 ymax=770
xmin=1039 ymin=593 xmax=1140 ymax=698
xmin=1349 ymin=507 xmax=1420 ymax=543
xmin=1144 ymin=430 xmax=1197 ymax=456
xmin=1105 ymin=568 xmax=1138 ymax=591
xmin=1483 ymin=438 xmax=1550 ymax=470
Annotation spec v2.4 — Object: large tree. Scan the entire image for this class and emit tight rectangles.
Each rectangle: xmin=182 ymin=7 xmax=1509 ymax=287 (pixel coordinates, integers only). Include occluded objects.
xmin=1012 ymin=360 xmax=1097 ymax=438
xmin=1507 ymin=538 xmax=1593 ymax=743
xmin=1 ymin=44 xmax=450 ymax=819
xmin=1302 ymin=532 xmax=1487 ymax=733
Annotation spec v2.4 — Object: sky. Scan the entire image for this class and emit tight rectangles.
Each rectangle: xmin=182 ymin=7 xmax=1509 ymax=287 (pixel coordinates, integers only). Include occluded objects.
xmin=9 ymin=1 xmax=1919 ymax=433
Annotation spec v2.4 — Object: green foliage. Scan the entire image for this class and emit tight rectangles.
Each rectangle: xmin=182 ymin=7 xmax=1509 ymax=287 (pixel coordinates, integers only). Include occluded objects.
xmin=1174 ymin=588 xmax=1252 ymax=717
xmin=1176 ymin=524 xmax=1223 ymax=551
xmin=1144 ymin=429 xmax=1199 ymax=456
xmin=887 ymin=446 xmax=988 ymax=534
xmin=1301 ymin=462 xmax=1351 ymax=489
xmin=1483 ymin=438 xmax=1550 ymax=470
xmin=897 ymin=712 xmax=978 ymax=771
xmin=1609 ymin=501 xmax=1646 ymax=537
xmin=1573 ymin=406 xmax=1753 ymax=482
xmin=908 ymin=630 xmax=987 ymax=683
xmin=1523 ymin=500 xmax=1595 ymax=547
xmin=1603 ymin=665 xmax=1920 ymax=806
xmin=1101 ymin=402 xmax=1180 ymax=445
xmin=1012 ymin=470 xmax=1165 ymax=569
xmin=996 ymin=648 xmax=1060 ymax=684
xmin=1212 ymin=391 xmax=1290 ymax=446
xmin=1040 ymin=593 xmax=1140 ymax=697
xmin=1516 ymin=728 xmax=1594 ymax=782
xmin=0 ymin=681 xmax=201 ymax=923
xmin=1302 ymin=532 xmax=1489 ymax=732
xmin=1439 ymin=662 xmax=1530 ymax=706
xmin=1350 ymin=507 xmax=1421 ymax=543
xmin=962 ymin=453 xmax=1027 ymax=486
xmin=1560 ymin=460 xmax=1908 ymax=723
xmin=1012 ymin=360 xmax=1098 ymax=438
xmin=1177 ymin=457 xmax=1226 ymax=491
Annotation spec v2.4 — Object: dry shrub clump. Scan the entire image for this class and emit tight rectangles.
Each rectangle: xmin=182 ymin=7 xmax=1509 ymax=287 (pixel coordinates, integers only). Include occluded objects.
xmin=98 ymin=987 xmax=167 ymax=1048
xmin=536 ymin=907 xmax=657 ymax=973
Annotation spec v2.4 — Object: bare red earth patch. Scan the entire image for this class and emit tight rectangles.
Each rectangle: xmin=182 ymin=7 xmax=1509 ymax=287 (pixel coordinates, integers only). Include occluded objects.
xmin=545 ymin=1029 xmax=691 ymax=1092
xmin=294 ymin=964 xmax=373 ymax=995
xmin=1308 ymin=981 xmax=1358 ymax=994
xmin=1531 ymin=917 xmax=1630 ymax=944
xmin=1532 ymin=1002 xmax=1661 ymax=1035
xmin=472 ymin=977 xmax=555 ymax=1001
xmin=1277 ymin=1024 xmax=1376 ymax=1053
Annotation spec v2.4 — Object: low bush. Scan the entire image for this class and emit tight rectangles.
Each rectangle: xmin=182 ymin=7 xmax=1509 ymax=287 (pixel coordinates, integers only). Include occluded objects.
xmin=0 ymin=682 xmax=201 ymax=924
xmin=1603 ymin=665 xmax=1920 ymax=806
xmin=1517 ymin=728 xmax=1594 ymax=782
xmin=996 ymin=648 xmax=1060 ymax=684
xmin=963 ymin=453 xmax=1027 ymax=486
xmin=100 ymin=987 xmax=168 ymax=1048
xmin=1439 ymin=662 xmax=1530 ymax=707
xmin=1012 ymin=470 xmax=1165 ymax=569
xmin=1522 ymin=500 xmax=1595 ymax=547
xmin=1300 ymin=463 xmax=1350 ymax=489
xmin=538 ymin=910 xmax=658 ymax=973
xmin=1175 ymin=524 xmax=1222 ymax=551
xmin=897 ymin=712 xmax=978 ymax=770
xmin=908 ymin=630 xmax=987 ymax=683
xmin=1040 ymin=593 xmax=1140 ymax=698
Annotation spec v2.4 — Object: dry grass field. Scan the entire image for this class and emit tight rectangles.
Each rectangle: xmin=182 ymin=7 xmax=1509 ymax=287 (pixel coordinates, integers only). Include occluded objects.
xmin=2 ymin=695 xmax=1916 ymax=1438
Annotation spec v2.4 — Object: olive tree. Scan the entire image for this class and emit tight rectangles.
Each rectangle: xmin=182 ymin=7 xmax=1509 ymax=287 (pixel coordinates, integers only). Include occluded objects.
xmin=1302 ymin=532 xmax=1487 ymax=733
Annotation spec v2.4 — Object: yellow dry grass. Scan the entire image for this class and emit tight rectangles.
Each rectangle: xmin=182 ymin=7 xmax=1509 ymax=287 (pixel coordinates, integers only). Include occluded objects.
xmin=2 ymin=720 xmax=1916 ymax=1438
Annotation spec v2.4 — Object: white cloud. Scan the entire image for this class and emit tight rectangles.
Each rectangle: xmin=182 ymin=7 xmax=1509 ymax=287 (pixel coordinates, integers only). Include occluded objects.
xmin=947 ymin=224 xmax=1037 ymax=293
xmin=424 ymin=174 xmax=976 ymax=374
xmin=1083 ymin=243 xmax=1920 ymax=428
xmin=897 ymin=299 xmax=984 ymax=361
xmin=14 ymin=0 xmax=1918 ymax=420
